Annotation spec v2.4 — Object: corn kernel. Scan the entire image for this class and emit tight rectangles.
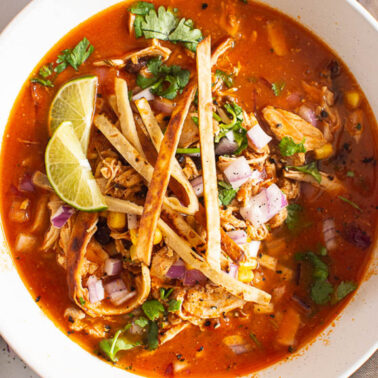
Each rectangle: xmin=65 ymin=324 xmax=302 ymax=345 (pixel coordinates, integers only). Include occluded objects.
xmin=345 ymin=91 xmax=361 ymax=109
xmin=238 ymin=265 xmax=254 ymax=283
xmin=314 ymin=143 xmax=333 ymax=160
xmin=153 ymin=227 xmax=163 ymax=245
xmin=107 ymin=212 xmax=126 ymax=230
xmin=130 ymin=229 xmax=138 ymax=245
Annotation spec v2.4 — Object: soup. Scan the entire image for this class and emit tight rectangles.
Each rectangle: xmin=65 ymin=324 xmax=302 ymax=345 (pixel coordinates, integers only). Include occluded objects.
xmin=1 ymin=0 xmax=377 ymax=377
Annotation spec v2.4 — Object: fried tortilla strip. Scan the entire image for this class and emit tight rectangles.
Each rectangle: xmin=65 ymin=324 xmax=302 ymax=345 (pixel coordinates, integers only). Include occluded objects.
xmin=104 ymin=196 xmax=271 ymax=304
xmin=211 ymin=37 xmax=234 ymax=66
xmin=115 ymin=78 xmax=145 ymax=156
xmin=134 ymin=82 xmax=196 ymax=266
xmin=66 ymin=212 xmax=150 ymax=317
xmin=94 ymin=39 xmax=172 ymax=67
xmin=262 ymin=106 xmax=327 ymax=150
xmin=283 ymin=169 xmax=345 ymax=194
xmin=197 ymin=36 xmax=222 ymax=270
xmin=135 ymin=98 xmax=199 ymax=215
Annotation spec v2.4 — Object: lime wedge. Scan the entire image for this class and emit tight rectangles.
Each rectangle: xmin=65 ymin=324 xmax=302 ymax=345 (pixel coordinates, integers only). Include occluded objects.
xmin=48 ymin=76 xmax=98 ymax=153
xmin=45 ymin=121 xmax=107 ymax=212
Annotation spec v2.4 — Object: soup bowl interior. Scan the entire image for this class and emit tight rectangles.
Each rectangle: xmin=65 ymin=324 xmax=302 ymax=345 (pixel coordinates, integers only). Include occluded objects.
xmin=0 ymin=0 xmax=377 ymax=377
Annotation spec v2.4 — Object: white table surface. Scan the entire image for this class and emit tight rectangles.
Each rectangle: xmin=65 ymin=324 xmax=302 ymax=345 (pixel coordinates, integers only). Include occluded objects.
xmin=0 ymin=0 xmax=377 ymax=377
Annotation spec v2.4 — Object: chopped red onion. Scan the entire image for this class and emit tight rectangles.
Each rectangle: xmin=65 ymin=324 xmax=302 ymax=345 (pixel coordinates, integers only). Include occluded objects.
xmin=229 ymin=344 xmax=251 ymax=355
xmin=286 ymin=92 xmax=302 ymax=107
xmin=298 ymin=104 xmax=317 ymax=126
xmin=104 ymin=278 xmax=127 ymax=295
xmin=110 ymin=290 xmax=136 ymax=306
xmin=87 ymin=276 xmax=105 ymax=304
xmin=166 ymin=259 xmax=186 ymax=279
xmin=228 ymin=264 xmax=239 ymax=279
xmin=132 ymin=87 xmax=155 ymax=101
xmin=18 ymin=173 xmax=34 ymax=192
xmin=215 ymin=137 xmax=238 ymax=155
xmin=104 ymin=258 xmax=123 ymax=276
xmin=127 ymin=214 xmax=138 ymax=230
xmin=323 ymin=218 xmax=337 ymax=250
xmin=51 ymin=205 xmax=75 ymax=229
xmin=183 ymin=269 xmax=207 ymax=286
xmin=243 ymin=240 xmax=261 ymax=258
xmin=223 ymin=157 xmax=253 ymax=189
xmin=151 ymin=98 xmax=175 ymax=114
xmin=227 ymin=230 xmax=248 ymax=245
xmin=190 ymin=176 xmax=204 ymax=197
xmin=240 ymin=184 xmax=287 ymax=226
xmin=247 ymin=124 xmax=272 ymax=150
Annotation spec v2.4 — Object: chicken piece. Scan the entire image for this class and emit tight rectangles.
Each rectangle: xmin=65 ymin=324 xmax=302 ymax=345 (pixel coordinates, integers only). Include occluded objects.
xmin=220 ymin=207 xmax=246 ymax=231
xmin=247 ymin=222 xmax=269 ymax=241
xmin=179 ymin=115 xmax=199 ymax=148
xmin=284 ymin=169 xmax=345 ymax=194
xmin=278 ymin=178 xmax=300 ymax=200
xmin=219 ymin=1 xmax=240 ymax=37
xmin=262 ymin=106 xmax=327 ymax=150
xmin=182 ymin=284 xmax=245 ymax=319
xmin=182 ymin=156 xmax=199 ymax=181
xmin=268 ymin=207 xmax=288 ymax=229
xmin=150 ymin=247 xmax=177 ymax=281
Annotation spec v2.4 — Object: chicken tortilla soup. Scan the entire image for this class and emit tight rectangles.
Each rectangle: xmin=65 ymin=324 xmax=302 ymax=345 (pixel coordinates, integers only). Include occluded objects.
xmin=1 ymin=0 xmax=377 ymax=376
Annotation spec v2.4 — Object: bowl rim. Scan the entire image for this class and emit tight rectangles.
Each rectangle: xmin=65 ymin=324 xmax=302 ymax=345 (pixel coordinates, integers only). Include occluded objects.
xmin=0 ymin=1 xmax=377 ymax=377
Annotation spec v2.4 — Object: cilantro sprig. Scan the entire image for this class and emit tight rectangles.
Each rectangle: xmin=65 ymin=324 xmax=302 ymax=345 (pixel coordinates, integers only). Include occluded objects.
xmin=215 ymin=69 xmax=234 ymax=88
xmin=279 ymin=136 xmax=306 ymax=157
xmin=272 ymin=81 xmax=286 ymax=96
xmin=218 ymin=181 xmax=238 ymax=206
xmin=137 ymin=56 xmax=190 ymax=99
xmin=286 ymin=162 xmax=322 ymax=183
xmin=129 ymin=2 xmax=203 ymax=52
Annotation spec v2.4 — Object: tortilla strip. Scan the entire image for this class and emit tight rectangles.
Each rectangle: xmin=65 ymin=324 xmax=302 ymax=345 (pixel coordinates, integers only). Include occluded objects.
xmin=134 ymin=82 xmax=196 ymax=266
xmin=115 ymin=78 xmax=145 ymax=156
xmin=94 ymin=39 xmax=172 ymax=67
xmin=211 ymin=37 xmax=234 ymax=66
xmin=135 ymin=98 xmax=199 ymax=215
xmin=66 ymin=211 xmax=150 ymax=317
xmin=104 ymin=196 xmax=270 ymax=304
xmin=197 ymin=36 xmax=222 ymax=270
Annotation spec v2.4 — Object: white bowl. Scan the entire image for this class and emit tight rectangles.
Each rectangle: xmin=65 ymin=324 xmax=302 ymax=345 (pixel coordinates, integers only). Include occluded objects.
xmin=0 ymin=1 xmax=377 ymax=377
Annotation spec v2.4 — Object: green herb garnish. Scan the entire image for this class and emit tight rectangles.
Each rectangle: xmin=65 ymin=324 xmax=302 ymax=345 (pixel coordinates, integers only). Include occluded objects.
xmin=142 ymin=300 xmax=165 ymax=321
xmin=218 ymin=181 xmax=238 ymax=206
xmin=128 ymin=1 xmax=155 ymax=15
xmin=134 ymin=317 xmax=149 ymax=328
xmin=191 ymin=116 xmax=199 ymax=125
xmin=334 ymin=281 xmax=357 ymax=302
xmin=30 ymin=77 xmax=54 ymax=87
xmin=285 ymin=203 xmax=303 ymax=231
xmin=272 ymin=81 xmax=286 ymax=96
xmin=279 ymin=136 xmax=306 ymax=156
xmin=311 ymin=280 xmax=334 ymax=305
xmin=287 ymin=162 xmax=322 ymax=184
xmin=168 ymin=299 xmax=182 ymax=312
xmin=99 ymin=330 xmax=140 ymax=362
xmin=137 ymin=56 xmax=190 ymax=99
xmin=78 ymin=297 xmax=86 ymax=306
xmin=338 ymin=196 xmax=362 ymax=211
xmin=160 ymin=287 xmax=174 ymax=300
xmin=346 ymin=170 xmax=355 ymax=177
xmin=249 ymin=333 xmax=262 ymax=348
xmin=215 ymin=69 xmax=234 ymax=88
xmin=147 ymin=321 xmax=159 ymax=350
xmin=176 ymin=148 xmax=200 ymax=154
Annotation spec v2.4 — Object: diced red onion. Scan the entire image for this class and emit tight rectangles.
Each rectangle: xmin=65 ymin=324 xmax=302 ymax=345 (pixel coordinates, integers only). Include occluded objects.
xmin=87 ymin=276 xmax=105 ymax=304
xmin=223 ymin=157 xmax=253 ymax=189
xmin=51 ymin=205 xmax=75 ymax=229
xmin=104 ymin=258 xmax=123 ymax=276
xmin=132 ymin=87 xmax=155 ymax=101
xmin=227 ymin=230 xmax=248 ymax=245
xmin=228 ymin=264 xmax=239 ymax=279
xmin=151 ymin=98 xmax=175 ymax=114
xmin=250 ymin=169 xmax=264 ymax=183
xmin=215 ymin=137 xmax=238 ymax=155
xmin=183 ymin=269 xmax=207 ymax=286
xmin=247 ymin=124 xmax=272 ymax=150
xmin=166 ymin=259 xmax=186 ymax=280
xmin=18 ymin=173 xmax=34 ymax=192
xmin=229 ymin=344 xmax=250 ymax=355
xmin=298 ymin=104 xmax=317 ymax=126
xmin=323 ymin=218 xmax=337 ymax=250
xmin=291 ymin=294 xmax=311 ymax=313
xmin=110 ymin=290 xmax=136 ymax=306
xmin=190 ymin=176 xmax=203 ymax=197
xmin=243 ymin=240 xmax=261 ymax=258
xmin=127 ymin=214 xmax=138 ymax=230
xmin=240 ymin=184 xmax=287 ymax=226
xmin=104 ymin=278 xmax=127 ymax=295
xmin=286 ymin=92 xmax=302 ymax=107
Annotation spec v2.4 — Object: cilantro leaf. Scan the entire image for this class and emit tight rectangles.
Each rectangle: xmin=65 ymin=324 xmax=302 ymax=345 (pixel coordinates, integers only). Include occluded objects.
xmin=338 ymin=196 xmax=362 ymax=211
xmin=39 ymin=64 xmax=53 ymax=78
xmin=218 ymin=181 xmax=237 ymax=206
xmin=168 ymin=18 xmax=203 ymax=51
xmin=272 ymin=81 xmax=286 ymax=96
xmin=99 ymin=330 xmax=140 ymax=362
xmin=285 ymin=203 xmax=303 ymax=231
xmin=55 ymin=37 xmax=94 ymax=72
xmin=141 ymin=6 xmax=178 ymax=40
xmin=279 ymin=136 xmax=306 ymax=156
xmin=296 ymin=251 xmax=329 ymax=281
xmin=215 ymin=69 xmax=234 ymax=88
xmin=142 ymin=300 xmax=165 ymax=321
xmin=30 ymin=77 xmax=54 ymax=87
xmin=287 ymin=162 xmax=322 ymax=184
xmin=129 ymin=1 xmax=155 ymax=15
xmin=168 ymin=299 xmax=182 ymax=312
xmin=311 ymin=280 xmax=333 ymax=305
xmin=335 ymin=281 xmax=357 ymax=302
xmin=134 ymin=317 xmax=149 ymax=328
xmin=134 ymin=15 xmax=144 ymax=38
xmin=159 ymin=287 xmax=174 ymax=300
xmin=147 ymin=321 xmax=159 ymax=350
